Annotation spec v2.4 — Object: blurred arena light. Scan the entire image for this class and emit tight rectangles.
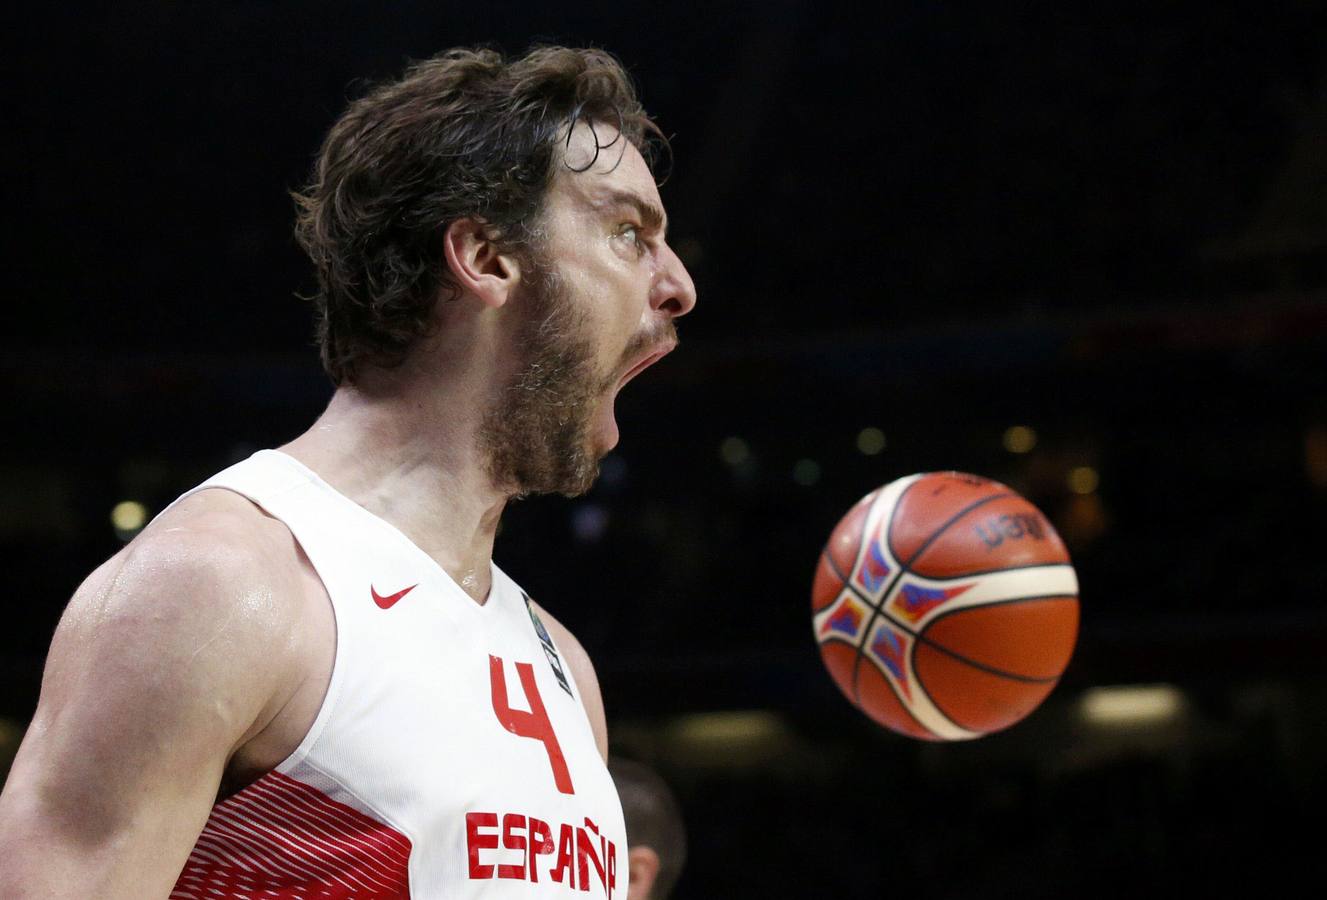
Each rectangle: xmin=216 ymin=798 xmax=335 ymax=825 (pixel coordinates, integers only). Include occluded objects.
xmin=792 ymin=459 xmax=822 ymax=486
xmin=571 ymin=504 xmax=609 ymax=543
xmin=719 ymin=436 xmax=750 ymax=467
xmin=1079 ymin=684 xmax=1185 ymax=727
xmin=1067 ymin=465 xmax=1099 ymax=494
xmin=1062 ymin=492 xmax=1109 ymax=545
xmin=663 ymin=710 xmax=789 ymax=768
xmin=1003 ymin=425 xmax=1038 ymax=454
xmin=111 ymin=500 xmax=148 ymax=541
xmin=856 ymin=427 xmax=886 ymax=455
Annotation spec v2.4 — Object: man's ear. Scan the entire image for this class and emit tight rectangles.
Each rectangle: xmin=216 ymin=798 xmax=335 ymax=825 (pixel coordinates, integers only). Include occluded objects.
xmin=627 ymin=845 xmax=660 ymax=900
xmin=442 ymin=218 xmax=522 ymax=309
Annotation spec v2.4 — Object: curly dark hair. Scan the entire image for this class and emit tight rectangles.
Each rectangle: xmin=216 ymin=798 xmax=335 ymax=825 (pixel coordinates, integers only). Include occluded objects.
xmin=293 ymin=45 xmax=663 ymax=385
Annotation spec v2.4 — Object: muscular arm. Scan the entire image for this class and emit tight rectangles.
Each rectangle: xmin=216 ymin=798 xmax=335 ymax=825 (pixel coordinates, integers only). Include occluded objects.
xmin=0 ymin=502 xmax=306 ymax=899
xmin=530 ymin=602 xmax=610 ymax=761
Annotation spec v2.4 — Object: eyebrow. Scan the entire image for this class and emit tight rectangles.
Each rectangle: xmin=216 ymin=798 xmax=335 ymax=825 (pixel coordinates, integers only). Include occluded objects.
xmin=594 ymin=188 xmax=667 ymax=236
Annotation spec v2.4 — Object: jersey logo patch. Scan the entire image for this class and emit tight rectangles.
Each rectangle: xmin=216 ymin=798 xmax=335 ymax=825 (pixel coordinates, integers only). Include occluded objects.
xmin=524 ymin=592 xmax=574 ymax=698
xmin=371 ymin=583 xmax=417 ymax=609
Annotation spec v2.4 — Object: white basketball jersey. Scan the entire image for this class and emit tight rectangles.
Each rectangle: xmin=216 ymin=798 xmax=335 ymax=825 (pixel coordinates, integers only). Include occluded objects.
xmin=166 ymin=450 xmax=627 ymax=899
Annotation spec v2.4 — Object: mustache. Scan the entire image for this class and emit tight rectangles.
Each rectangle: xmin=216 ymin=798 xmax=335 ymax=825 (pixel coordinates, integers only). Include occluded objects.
xmin=617 ymin=319 xmax=678 ymax=371
xmin=596 ymin=321 xmax=676 ymax=396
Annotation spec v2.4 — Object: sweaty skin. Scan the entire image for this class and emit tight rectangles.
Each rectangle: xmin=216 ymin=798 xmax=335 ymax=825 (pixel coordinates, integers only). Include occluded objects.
xmin=0 ymin=122 xmax=695 ymax=898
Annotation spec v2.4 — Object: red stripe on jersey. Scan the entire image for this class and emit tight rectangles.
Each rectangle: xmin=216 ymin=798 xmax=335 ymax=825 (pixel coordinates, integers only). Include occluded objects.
xmin=171 ymin=770 xmax=412 ymax=899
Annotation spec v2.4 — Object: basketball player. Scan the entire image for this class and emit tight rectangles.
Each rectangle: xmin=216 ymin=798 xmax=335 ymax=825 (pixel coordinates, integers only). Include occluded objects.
xmin=0 ymin=46 xmax=695 ymax=898
xmin=608 ymin=758 xmax=688 ymax=900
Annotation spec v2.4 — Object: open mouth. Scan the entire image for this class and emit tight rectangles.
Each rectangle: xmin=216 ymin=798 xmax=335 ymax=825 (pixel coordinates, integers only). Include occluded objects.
xmin=615 ymin=342 xmax=676 ymax=392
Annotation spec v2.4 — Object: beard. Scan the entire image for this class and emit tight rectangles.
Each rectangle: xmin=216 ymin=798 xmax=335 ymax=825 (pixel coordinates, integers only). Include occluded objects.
xmin=479 ymin=253 xmax=616 ymax=499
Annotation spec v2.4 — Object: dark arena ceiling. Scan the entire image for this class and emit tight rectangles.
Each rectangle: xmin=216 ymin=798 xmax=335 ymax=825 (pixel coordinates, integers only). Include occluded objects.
xmin=3 ymin=2 xmax=1327 ymax=896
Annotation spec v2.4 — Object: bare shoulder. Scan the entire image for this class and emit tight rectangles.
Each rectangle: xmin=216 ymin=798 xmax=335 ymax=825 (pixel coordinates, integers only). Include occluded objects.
xmin=58 ymin=488 xmax=310 ymax=685
xmin=136 ymin=487 xmax=307 ymax=590
xmin=0 ymin=489 xmax=316 ymax=894
xmin=37 ymin=487 xmax=313 ymax=773
xmin=529 ymin=599 xmax=609 ymax=761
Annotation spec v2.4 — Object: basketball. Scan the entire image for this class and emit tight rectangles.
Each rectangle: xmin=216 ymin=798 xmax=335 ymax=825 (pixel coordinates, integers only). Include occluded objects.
xmin=811 ymin=472 xmax=1080 ymax=740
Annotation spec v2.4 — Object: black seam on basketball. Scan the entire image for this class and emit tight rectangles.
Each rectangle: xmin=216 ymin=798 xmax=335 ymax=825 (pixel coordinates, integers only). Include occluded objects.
xmin=852 ymin=486 xmax=1009 ymax=705
xmin=882 ymin=475 xmax=928 ymax=564
xmin=817 ymin=552 xmax=873 ymax=619
xmin=877 ymin=604 xmax=922 ymax=637
xmin=850 ymin=488 xmax=912 ymax=704
xmin=854 ymin=578 xmax=907 ymax=706
xmin=913 ymin=595 xmax=1076 ymax=682
xmin=917 ymin=593 xmax=1077 ymax=680
xmin=907 ymin=643 xmax=965 ymax=738
xmin=846 ymin=480 xmax=931 ymax=697
xmin=821 ymin=510 xmax=870 ymax=703
xmin=858 ymin=641 xmax=935 ymax=738
xmin=825 ymin=493 xmax=883 ymax=701
xmin=823 ymin=549 xmax=850 ymax=584
xmin=818 ymin=589 xmax=876 ymax=645
xmin=821 ymin=633 xmax=883 ymax=713
xmin=899 ymin=491 xmax=1013 ymax=569
xmin=825 ymin=548 xmax=891 ymax=612
xmin=914 ymin=637 xmax=1061 ymax=684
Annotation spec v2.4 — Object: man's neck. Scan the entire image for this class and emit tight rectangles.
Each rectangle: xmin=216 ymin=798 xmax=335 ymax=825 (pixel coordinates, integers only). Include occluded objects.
xmin=280 ymin=383 xmax=508 ymax=605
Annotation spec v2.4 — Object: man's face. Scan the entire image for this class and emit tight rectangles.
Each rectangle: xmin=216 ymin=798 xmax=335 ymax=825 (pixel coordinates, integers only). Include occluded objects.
xmin=481 ymin=121 xmax=697 ymax=498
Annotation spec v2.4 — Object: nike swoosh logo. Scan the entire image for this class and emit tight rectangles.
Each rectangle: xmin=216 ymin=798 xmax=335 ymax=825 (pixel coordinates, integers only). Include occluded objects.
xmin=371 ymin=584 xmax=417 ymax=609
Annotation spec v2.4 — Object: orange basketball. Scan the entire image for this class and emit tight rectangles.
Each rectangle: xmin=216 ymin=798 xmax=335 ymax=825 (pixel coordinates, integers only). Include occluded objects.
xmin=811 ymin=472 xmax=1080 ymax=740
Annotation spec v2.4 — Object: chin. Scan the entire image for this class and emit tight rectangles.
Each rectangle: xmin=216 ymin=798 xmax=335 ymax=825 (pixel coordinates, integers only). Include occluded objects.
xmin=495 ymin=402 xmax=609 ymax=499
xmin=536 ymin=433 xmax=603 ymax=499
xmin=555 ymin=459 xmax=600 ymax=498
xmin=593 ymin=430 xmax=619 ymax=456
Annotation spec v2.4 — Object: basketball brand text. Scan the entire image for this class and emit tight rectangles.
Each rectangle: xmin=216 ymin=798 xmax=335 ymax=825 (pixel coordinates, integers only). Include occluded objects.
xmin=974 ymin=513 xmax=1045 ymax=549
xmin=466 ymin=811 xmax=618 ymax=896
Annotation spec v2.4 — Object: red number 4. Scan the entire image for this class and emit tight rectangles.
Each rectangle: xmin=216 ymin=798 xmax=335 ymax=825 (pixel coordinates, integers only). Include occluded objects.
xmin=489 ymin=655 xmax=575 ymax=795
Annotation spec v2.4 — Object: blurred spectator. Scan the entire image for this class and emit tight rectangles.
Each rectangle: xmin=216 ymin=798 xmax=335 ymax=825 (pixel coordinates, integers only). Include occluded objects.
xmin=609 ymin=757 xmax=687 ymax=899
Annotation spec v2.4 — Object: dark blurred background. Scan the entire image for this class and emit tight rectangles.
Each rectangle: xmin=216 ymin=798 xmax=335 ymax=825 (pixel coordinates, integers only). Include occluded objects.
xmin=3 ymin=1 xmax=1326 ymax=896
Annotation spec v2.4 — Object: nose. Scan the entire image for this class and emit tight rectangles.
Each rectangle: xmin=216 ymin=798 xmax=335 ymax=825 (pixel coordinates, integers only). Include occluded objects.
xmin=650 ymin=241 xmax=697 ymax=319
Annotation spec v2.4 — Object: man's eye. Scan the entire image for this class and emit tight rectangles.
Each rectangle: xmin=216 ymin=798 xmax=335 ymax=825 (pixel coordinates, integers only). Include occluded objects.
xmin=617 ymin=224 xmax=646 ymax=254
